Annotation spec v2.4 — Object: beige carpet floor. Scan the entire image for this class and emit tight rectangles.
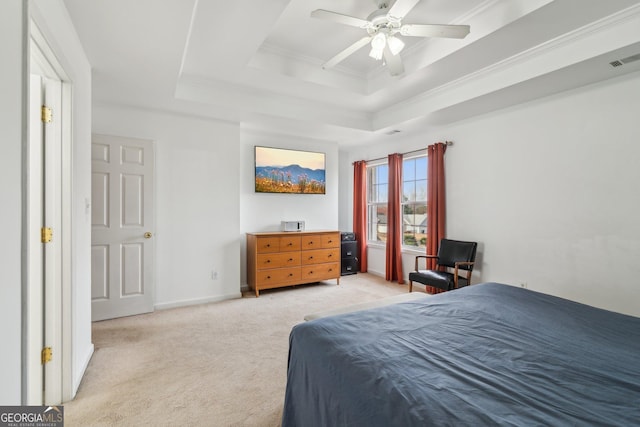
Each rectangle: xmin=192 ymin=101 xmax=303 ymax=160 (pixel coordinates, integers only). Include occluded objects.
xmin=64 ymin=273 xmax=413 ymax=426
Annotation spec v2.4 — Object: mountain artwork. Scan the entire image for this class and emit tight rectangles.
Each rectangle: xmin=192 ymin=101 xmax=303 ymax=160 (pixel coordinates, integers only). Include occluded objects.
xmin=255 ymin=146 xmax=326 ymax=194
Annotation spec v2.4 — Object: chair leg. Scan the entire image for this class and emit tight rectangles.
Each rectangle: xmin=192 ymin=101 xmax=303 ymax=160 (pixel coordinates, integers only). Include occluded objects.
xmin=409 ymin=280 xmax=413 ymax=292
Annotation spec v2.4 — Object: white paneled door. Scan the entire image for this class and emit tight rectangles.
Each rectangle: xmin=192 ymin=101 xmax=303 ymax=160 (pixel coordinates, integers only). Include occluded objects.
xmin=91 ymin=134 xmax=155 ymax=321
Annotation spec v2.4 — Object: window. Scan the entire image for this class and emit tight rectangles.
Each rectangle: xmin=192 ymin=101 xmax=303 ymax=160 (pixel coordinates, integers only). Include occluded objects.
xmin=402 ymin=154 xmax=427 ymax=250
xmin=367 ymin=162 xmax=388 ymax=244
xmin=366 ymin=151 xmax=427 ymax=250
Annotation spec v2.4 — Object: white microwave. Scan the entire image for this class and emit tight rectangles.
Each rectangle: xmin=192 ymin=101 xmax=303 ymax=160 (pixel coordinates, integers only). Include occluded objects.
xmin=281 ymin=221 xmax=305 ymax=232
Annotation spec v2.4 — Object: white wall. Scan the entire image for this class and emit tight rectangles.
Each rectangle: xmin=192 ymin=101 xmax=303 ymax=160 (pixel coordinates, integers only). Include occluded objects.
xmin=93 ymin=105 xmax=242 ymax=308
xmin=0 ymin=0 xmax=27 ymax=405
xmin=344 ymin=71 xmax=640 ymax=317
xmin=445 ymin=71 xmax=640 ymax=316
xmin=239 ymin=130 xmax=340 ymax=287
xmin=338 ymin=150 xmax=352 ymax=232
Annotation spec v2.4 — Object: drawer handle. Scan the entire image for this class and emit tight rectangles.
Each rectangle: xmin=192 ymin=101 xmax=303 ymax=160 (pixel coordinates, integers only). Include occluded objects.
xmin=266 ymin=244 xmax=270 ymax=248
xmin=289 ymin=273 xmax=293 ymax=277
xmin=288 ymin=242 xmax=293 ymax=246
xmin=328 ymin=240 xmax=333 ymax=243
xmin=329 ymin=268 xmax=333 ymax=272
xmin=266 ymin=276 xmax=271 ymax=279
xmin=308 ymin=271 xmax=313 ymax=274
xmin=266 ymin=260 xmax=271 ymax=263
xmin=328 ymin=254 xmax=332 ymax=258
xmin=289 ymin=258 xmax=293 ymax=261
xmin=309 ymin=256 xmax=313 ymax=259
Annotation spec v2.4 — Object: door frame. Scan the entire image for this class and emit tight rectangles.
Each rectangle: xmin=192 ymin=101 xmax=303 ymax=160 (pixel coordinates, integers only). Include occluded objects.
xmin=26 ymin=73 xmax=44 ymax=406
xmin=24 ymin=18 xmax=73 ymax=405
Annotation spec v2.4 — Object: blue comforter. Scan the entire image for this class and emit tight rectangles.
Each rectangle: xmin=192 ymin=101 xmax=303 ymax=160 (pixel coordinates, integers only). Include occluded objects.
xmin=282 ymin=283 xmax=640 ymax=426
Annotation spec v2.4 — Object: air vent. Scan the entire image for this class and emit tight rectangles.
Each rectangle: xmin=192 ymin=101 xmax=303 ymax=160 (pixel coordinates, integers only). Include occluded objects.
xmin=609 ymin=53 xmax=640 ymax=68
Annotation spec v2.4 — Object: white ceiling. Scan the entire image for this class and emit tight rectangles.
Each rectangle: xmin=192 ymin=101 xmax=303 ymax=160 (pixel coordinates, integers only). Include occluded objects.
xmin=62 ymin=0 xmax=640 ymax=147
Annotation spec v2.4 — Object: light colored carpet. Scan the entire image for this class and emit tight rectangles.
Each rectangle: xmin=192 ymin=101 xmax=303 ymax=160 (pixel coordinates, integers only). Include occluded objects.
xmin=64 ymin=273 xmax=413 ymax=426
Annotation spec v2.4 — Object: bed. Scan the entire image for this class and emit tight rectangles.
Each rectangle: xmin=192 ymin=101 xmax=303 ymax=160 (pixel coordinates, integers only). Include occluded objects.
xmin=281 ymin=282 xmax=640 ymax=426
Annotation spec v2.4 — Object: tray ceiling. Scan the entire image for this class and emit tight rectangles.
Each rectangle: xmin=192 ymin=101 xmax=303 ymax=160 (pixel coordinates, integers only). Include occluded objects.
xmin=63 ymin=0 xmax=640 ymax=146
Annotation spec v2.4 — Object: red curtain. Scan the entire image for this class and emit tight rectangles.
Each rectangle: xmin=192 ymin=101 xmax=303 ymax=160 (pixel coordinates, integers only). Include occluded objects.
xmin=385 ymin=153 xmax=404 ymax=284
xmin=426 ymin=143 xmax=447 ymax=293
xmin=353 ymin=160 xmax=368 ymax=272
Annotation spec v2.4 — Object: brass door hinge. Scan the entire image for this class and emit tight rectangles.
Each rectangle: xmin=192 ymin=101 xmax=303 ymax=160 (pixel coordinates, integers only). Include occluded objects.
xmin=41 ymin=347 xmax=52 ymax=365
xmin=41 ymin=105 xmax=52 ymax=123
xmin=41 ymin=227 xmax=53 ymax=243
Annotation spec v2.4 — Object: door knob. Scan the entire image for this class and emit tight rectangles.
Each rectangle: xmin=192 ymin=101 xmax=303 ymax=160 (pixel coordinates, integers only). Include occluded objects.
xmin=144 ymin=232 xmax=153 ymax=239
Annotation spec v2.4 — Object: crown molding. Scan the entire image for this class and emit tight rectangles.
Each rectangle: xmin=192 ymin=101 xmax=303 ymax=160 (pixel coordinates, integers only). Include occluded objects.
xmin=382 ymin=3 xmax=640 ymax=118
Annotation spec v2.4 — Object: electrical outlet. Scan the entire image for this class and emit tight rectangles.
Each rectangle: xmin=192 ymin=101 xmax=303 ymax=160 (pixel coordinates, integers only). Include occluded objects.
xmin=211 ymin=270 xmax=218 ymax=280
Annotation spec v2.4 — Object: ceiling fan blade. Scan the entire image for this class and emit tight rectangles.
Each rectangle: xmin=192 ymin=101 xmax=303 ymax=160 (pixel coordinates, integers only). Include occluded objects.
xmin=400 ymin=24 xmax=470 ymax=39
xmin=388 ymin=0 xmax=421 ymax=19
xmin=323 ymin=36 xmax=373 ymax=69
xmin=383 ymin=45 xmax=404 ymax=76
xmin=311 ymin=9 xmax=370 ymax=29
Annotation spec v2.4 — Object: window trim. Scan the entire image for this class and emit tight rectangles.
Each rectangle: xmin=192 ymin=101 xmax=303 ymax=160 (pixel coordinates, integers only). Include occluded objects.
xmin=366 ymin=159 xmax=388 ymax=246
xmin=365 ymin=150 xmax=428 ymax=251
xmin=400 ymin=151 xmax=427 ymax=251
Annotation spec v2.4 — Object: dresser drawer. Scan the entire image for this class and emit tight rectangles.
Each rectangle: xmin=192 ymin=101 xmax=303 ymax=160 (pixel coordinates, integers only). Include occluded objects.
xmin=256 ymin=252 xmax=301 ymax=269
xmin=255 ymin=237 xmax=281 ymax=253
xmin=279 ymin=235 xmax=301 ymax=251
xmin=256 ymin=267 xmax=301 ymax=288
xmin=301 ymin=262 xmax=340 ymax=282
xmin=321 ymin=233 xmax=340 ymax=248
xmin=301 ymin=235 xmax=322 ymax=250
xmin=301 ymin=248 xmax=339 ymax=265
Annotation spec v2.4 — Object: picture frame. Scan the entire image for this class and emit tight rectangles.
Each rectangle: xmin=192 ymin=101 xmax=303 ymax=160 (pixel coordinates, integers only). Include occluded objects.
xmin=254 ymin=146 xmax=326 ymax=194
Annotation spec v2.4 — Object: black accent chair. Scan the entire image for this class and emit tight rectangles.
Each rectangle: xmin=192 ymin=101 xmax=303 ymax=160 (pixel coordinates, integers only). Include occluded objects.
xmin=408 ymin=239 xmax=477 ymax=293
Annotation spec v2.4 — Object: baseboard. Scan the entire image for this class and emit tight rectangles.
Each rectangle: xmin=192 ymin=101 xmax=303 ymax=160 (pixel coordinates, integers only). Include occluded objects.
xmin=72 ymin=343 xmax=94 ymax=399
xmin=360 ymin=269 xmax=409 ymax=283
xmin=367 ymin=269 xmax=385 ymax=278
xmin=154 ymin=292 xmax=242 ymax=311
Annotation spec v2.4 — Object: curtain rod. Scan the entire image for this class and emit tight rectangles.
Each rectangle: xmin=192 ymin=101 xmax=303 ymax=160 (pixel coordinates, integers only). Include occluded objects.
xmin=355 ymin=141 xmax=453 ymax=164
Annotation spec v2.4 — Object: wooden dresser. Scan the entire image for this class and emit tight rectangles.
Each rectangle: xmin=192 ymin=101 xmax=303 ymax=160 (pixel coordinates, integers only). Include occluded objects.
xmin=246 ymin=230 xmax=341 ymax=297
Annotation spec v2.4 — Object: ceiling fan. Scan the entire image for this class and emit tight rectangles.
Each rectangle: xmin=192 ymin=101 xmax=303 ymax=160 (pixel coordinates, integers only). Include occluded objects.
xmin=311 ymin=0 xmax=470 ymax=76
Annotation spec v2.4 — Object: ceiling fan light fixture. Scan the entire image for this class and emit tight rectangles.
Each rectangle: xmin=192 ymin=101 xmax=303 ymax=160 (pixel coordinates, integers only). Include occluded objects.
xmin=369 ymin=46 xmax=384 ymax=60
xmin=387 ymin=36 xmax=405 ymax=55
xmin=369 ymin=33 xmax=386 ymax=60
xmin=312 ymin=0 xmax=471 ymax=75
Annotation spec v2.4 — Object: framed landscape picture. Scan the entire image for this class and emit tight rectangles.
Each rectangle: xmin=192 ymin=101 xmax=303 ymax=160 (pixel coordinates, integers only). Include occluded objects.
xmin=254 ymin=146 xmax=326 ymax=194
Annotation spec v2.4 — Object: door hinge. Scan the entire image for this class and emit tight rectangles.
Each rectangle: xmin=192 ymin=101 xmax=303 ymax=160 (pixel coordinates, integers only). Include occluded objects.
xmin=41 ymin=347 xmax=52 ymax=365
xmin=41 ymin=105 xmax=52 ymax=123
xmin=41 ymin=227 xmax=53 ymax=243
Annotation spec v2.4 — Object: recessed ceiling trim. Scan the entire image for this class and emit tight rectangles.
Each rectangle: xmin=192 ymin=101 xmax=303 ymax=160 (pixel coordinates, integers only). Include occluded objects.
xmin=176 ymin=74 xmax=374 ymax=131
xmin=177 ymin=0 xmax=200 ymax=78
xmin=620 ymin=52 xmax=640 ymax=64
xmin=373 ymin=11 xmax=640 ymax=130
xmin=250 ymin=45 xmax=369 ymax=96
xmin=381 ymin=3 xmax=640 ymax=119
